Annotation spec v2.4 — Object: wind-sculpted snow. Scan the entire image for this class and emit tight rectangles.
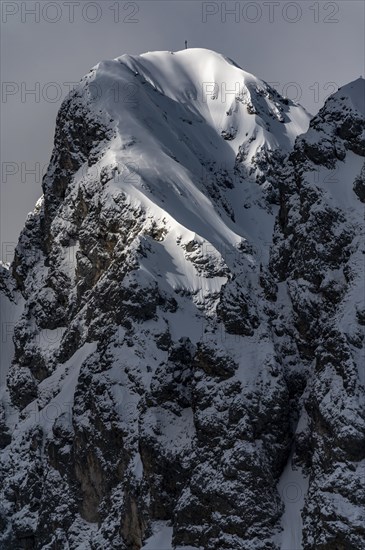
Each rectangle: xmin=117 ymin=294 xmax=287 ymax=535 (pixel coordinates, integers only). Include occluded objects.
xmin=0 ymin=49 xmax=363 ymax=549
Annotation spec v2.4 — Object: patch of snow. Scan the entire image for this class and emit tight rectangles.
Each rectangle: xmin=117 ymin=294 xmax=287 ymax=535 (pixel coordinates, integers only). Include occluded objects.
xmin=275 ymin=455 xmax=309 ymax=550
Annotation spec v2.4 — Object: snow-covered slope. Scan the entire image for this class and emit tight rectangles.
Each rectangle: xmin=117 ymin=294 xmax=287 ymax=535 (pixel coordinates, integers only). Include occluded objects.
xmin=116 ymin=49 xmax=309 ymax=156
xmin=0 ymin=49 xmax=363 ymax=550
xmin=44 ymin=48 xmax=310 ymax=264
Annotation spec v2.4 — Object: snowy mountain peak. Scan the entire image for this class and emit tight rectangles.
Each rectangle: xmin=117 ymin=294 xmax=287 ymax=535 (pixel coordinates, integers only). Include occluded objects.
xmin=334 ymin=76 xmax=365 ymax=111
xmin=40 ymin=47 xmax=310 ymax=267
xmin=1 ymin=49 xmax=364 ymax=550
xmin=86 ymin=48 xmax=310 ymax=170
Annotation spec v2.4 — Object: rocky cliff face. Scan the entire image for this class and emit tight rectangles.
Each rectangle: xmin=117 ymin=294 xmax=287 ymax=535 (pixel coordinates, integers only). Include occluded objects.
xmin=0 ymin=50 xmax=363 ymax=549
xmin=270 ymin=78 xmax=365 ymax=550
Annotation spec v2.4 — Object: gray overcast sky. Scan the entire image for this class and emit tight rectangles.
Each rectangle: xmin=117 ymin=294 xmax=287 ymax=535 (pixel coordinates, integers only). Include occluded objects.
xmin=1 ymin=0 xmax=364 ymax=255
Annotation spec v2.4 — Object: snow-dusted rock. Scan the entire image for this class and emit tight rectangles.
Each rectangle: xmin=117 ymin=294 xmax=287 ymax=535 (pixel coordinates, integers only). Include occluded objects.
xmin=0 ymin=49 xmax=363 ymax=549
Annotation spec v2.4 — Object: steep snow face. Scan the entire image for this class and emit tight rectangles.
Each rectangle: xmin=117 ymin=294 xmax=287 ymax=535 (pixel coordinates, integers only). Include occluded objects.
xmin=0 ymin=47 xmax=363 ymax=550
xmin=48 ymin=48 xmax=310 ymax=282
xmin=116 ymin=49 xmax=310 ymax=158
xmin=80 ymin=48 xmax=311 ymax=201
xmin=93 ymin=48 xmax=310 ymax=170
